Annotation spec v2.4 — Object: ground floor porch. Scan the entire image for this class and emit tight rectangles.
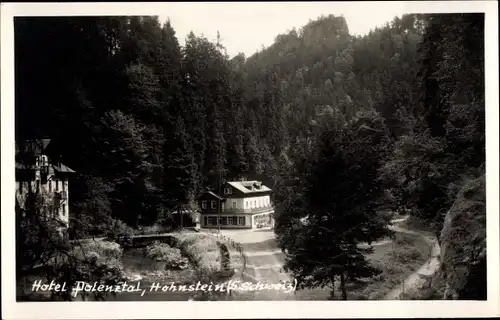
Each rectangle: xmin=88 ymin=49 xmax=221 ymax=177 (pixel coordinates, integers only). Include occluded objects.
xmin=200 ymin=210 xmax=274 ymax=229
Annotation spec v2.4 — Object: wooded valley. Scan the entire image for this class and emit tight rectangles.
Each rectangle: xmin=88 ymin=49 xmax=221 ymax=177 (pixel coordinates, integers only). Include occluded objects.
xmin=15 ymin=13 xmax=485 ymax=300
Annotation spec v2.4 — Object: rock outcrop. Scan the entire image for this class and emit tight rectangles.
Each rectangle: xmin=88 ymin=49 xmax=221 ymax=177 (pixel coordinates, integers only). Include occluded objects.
xmin=439 ymin=175 xmax=486 ymax=299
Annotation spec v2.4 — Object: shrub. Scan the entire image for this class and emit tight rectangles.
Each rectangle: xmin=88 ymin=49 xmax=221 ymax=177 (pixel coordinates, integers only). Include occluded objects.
xmin=382 ymin=262 xmax=406 ymax=276
xmin=175 ymin=234 xmax=221 ymax=277
xmin=80 ymin=240 xmax=123 ymax=260
xmin=47 ymin=240 xmax=126 ymax=300
xmin=393 ymin=247 xmax=423 ymax=264
xmin=106 ymin=219 xmax=134 ymax=248
xmin=144 ymin=241 xmax=189 ymax=270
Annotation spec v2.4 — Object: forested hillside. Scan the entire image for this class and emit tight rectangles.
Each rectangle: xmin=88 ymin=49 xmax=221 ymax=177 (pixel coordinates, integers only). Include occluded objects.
xmin=15 ymin=13 xmax=485 ymax=299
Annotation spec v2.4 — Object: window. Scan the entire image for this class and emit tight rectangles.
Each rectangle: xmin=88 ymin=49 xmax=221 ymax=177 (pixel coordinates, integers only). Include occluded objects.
xmin=208 ymin=217 xmax=217 ymax=225
xmin=225 ymin=187 xmax=232 ymax=195
xmin=204 ymin=217 xmax=208 ymax=226
xmin=201 ymin=201 xmax=207 ymax=209
xmin=228 ymin=216 xmax=238 ymax=225
xmin=56 ymin=180 xmax=60 ymax=191
xmin=221 ymin=202 xmax=225 ymax=211
xmin=211 ymin=201 xmax=216 ymax=209
xmin=220 ymin=217 xmax=227 ymax=225
xmin=232 ymin=201 xmax=237 ymax=209
xmin=62 ymin=180 xmax=66 ymax=192
xmin=238 ymin=217 xmax=245 ymax=225
xmin=246 ymin=201 xmax=249 ymax=208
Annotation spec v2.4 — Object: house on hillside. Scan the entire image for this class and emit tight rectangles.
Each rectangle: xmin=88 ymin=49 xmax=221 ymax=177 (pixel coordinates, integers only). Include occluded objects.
xmin=15 ymin=139 xmax=75 ymax=232
xmin=197 ymin=180 xmax=274 ymax=229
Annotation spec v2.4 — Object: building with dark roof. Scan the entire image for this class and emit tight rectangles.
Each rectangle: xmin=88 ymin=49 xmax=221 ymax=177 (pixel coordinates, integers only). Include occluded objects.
xmin=197 ymin=179 xmax=274 ymax=229
xmin=15 ymin=139 xmax=75 ymax=230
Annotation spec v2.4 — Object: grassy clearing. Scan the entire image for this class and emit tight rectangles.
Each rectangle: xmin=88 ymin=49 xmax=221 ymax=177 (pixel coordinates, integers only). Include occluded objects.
xmin=175 ymin=233 xmax=221 ymax=275
xmin=398 ymin=216 xmax=437 ymax=234
xmin=293 ymin=232 xmax=432 ymax=300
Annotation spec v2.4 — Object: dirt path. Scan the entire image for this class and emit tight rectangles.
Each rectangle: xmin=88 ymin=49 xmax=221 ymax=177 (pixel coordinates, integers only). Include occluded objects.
xmin=201 ymin=218 xmax=440 ymax=301
xmin=383 ymin=225 xmax=441 ymax=300
xmin=206 ymin=229 xmax=295 ymax=300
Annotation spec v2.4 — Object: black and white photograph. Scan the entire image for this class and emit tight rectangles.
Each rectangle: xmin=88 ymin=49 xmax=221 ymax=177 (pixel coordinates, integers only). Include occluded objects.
xmin=1 ymin=1 xmax=499 ymax=319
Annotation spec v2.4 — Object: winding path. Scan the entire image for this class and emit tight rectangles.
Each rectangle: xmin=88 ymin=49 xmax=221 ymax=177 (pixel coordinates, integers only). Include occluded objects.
xmin=383 ymin=223 xmax=441 ymax=300
xmin=218 ymin=217 xmax=442 ymax=301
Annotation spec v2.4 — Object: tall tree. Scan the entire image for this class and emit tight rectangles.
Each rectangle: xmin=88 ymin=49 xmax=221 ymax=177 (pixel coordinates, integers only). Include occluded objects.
xmin=278 ymin=109 xmax=393 ymax=299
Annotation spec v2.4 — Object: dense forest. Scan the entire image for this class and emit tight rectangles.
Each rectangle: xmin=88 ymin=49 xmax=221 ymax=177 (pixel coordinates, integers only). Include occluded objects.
xmin=15 ymin=13 xmax=485 ymax=300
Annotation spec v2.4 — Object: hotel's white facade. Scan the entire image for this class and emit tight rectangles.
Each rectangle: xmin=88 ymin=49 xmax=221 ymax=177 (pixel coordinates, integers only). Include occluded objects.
xmin=198 ymin=180 xmax=274 ymax=229
xmin=15 ymin=139 xmax=75 ymax=230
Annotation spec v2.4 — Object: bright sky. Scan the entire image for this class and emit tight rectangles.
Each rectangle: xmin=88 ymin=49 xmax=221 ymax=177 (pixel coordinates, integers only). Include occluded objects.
xmin=157 ymin=2 xmax=414 ymax=58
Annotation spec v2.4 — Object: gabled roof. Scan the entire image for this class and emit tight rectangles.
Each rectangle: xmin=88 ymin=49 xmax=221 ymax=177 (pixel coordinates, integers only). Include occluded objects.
xmin=227 ymin=181 xmax=272 ymax=194
xmin=15 ymin=162 xmax=75 ymax=174
xmin=54 ymin=163 xmax=76 ymax=173
xmin=197 ymin=190 xmax=224 ymax=200
xmin=15 ymin=139 xmax=75 ymax=174
xmin=16 ymin=139 xmax=52 ymax=156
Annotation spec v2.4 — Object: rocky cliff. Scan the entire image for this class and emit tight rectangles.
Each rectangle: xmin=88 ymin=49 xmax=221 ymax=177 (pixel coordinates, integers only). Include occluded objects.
xmin=439 ymin=175 xmax=486 ymax=299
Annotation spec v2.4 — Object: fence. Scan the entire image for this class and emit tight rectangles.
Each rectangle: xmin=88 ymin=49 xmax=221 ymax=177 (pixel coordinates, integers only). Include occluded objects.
xmin=209 ymin=229 xmax=248 ymax=273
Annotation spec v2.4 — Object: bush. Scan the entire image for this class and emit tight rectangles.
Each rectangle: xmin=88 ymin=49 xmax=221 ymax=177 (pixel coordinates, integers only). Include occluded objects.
xmin=381 ymin=262 xmax=406 ymax=276
xmin=70 ymin=241 xmax=125 ymax=278
xmin=175 ymin=234 xmax=221 ymax=278
xmin=393 ymin=247 xmax=423 ymax=264
xmin=45 ymin=240 xmax=126 ymax=300
xmin=80 ymin=240 xmax=123 ymax=260
xmin=144 ymin=241 xmax=189 ymax=270
xmin=106 ymin=219 xmax=134 ymax=248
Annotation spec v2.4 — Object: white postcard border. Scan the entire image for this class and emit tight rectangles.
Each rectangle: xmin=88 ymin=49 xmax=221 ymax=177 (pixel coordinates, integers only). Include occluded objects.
xmin=2 ymin=2 xmax=498 ymax=319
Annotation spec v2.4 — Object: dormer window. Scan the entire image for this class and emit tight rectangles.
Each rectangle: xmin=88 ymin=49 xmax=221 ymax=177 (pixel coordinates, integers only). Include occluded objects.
xmin=224 ymin=187 xmax=232 ymax=195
